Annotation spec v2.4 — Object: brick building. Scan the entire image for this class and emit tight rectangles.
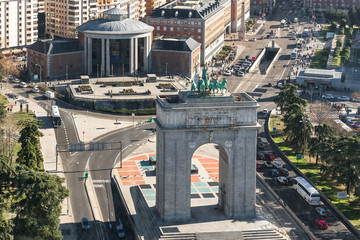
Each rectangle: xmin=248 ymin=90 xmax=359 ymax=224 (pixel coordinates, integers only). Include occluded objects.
xmin=151 ymin=37 xmax=201 ymax=78
xmin=146 ymin=0 xmax=250 ymax=65
xmin=27 ymin=39 xmax=83 ymax=81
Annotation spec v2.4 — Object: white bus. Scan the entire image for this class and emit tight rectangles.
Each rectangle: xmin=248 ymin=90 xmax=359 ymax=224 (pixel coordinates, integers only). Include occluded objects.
xmin=51 ymin=105 xmax=61 ymax=128
xmin=291 ymin=48 xmax=299 ymax=59
xmin=293 ymin=177 xmax=320 ymax=205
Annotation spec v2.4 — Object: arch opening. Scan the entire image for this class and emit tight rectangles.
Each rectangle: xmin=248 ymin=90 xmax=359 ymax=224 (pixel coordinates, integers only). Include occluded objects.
xmin=190 ymin=143 xmax=229 ymax=218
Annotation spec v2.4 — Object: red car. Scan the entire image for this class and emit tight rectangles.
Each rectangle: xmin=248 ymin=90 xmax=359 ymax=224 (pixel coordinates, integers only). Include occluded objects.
xmin=315 ymin=219 xmax=328 ymax=229
xmin=266 ymin=152 xmax=275 ymax=160
xmin=351 ymin=124 xmax=360 ymax=130
xmin=256 ymin=163 xmax=262 ymax=170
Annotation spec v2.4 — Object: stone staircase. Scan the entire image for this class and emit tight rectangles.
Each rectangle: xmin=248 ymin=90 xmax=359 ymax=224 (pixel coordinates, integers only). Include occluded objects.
xmin=196 ymin=229 xmax=287 ymax=240
xmin=241 ymin=230 xmax=287 ymax=239
xmin=130 ymin=186 xmax=162 ymax=239
xmin=159 ymin=233 xmax=197 ymax=240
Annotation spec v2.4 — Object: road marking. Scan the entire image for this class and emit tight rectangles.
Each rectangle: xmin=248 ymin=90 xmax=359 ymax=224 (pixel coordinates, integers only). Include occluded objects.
xmin=85 ymin=152 xmax=93 ymax=172
xmin=93 ymin=184 xmax=104 ymax=188
xmin=113 ymin=152 xmax=122 ymax=166
xmin=93 ymin=179 xmax=111 ymax=183
xmin=70 ymin=152 xmax=78 ymax=157
xmin=234 ymin=82 xmax=243 ymax=93
xmin=252 ymin=84 xmax=259 ymax=92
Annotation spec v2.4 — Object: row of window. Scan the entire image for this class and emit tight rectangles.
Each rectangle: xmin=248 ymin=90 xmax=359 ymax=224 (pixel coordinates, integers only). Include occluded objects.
xmin=151 ymin=19 xmax=202 ymax=26
xmin=156 ymin=26 xmax=201 ymax=33
xmin=156 ymin=33 xmax=201 ymax=40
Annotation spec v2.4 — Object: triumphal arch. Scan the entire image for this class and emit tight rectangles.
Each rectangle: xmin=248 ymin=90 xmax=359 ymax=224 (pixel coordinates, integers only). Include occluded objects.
xmin=154 ymin=75 xmax=260 ymax=222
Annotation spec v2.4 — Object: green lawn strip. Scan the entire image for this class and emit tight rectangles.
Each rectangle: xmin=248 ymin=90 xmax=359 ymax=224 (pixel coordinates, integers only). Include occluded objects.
xmin=310 ymin=49 xmax=330 ymax=69
xmin=269 ymin=116 xmax=360 ymax=229
xmin=12 ymin=111 xmax=36 ymax=122
xmin=0 ymin=94 xmax=9 ymax=105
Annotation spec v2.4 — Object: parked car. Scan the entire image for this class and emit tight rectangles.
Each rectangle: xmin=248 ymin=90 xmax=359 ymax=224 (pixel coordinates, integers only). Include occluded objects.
xmin=337 ymin=96 xmax=350 ymax=101
xmin=237 ymin=71 xmax=245 ymax=77
xmin=339 ymin=115 xmax=348 ymax=123
xmin=351 ymin=98 xmax=360 ymax=102
xmin=271 ymin=169 xmax=279 ymax=177
xmin=315 ymin=219 xmax=328 ymax=229
xmin=279 ymin=167 xmax=289 ymax=176
xmin=346 ymin=120 xmax=354 ymax=126
xmin=263 ymin=109 xmax=268 ymax=114
xmin=273 ymin=161 xmax=283 ymax=168
xmin=322 ymin=94 xmax=334 ymax=100
xmin=5 ymin=93 xmax=18 ymax=99
xmin=116 ymin=221 xmax=126 ymax=238
xmin=287 ymin=177 xmax=296 ymax=185
xmin=32 ymin=87 xmax=40 ymax=93
xmin=257 ymin=142 xmax=268 ymax=149
xmin=264 ymin=161 xmax=273 ymax=168
xmin=224 ymin=71 xmax=232 ymax=76
xmin=315 ymin=207 xmax=327 ymax=217
xmin=13 ymin=78 xmax=20 ymax=83
xmin=352 ymin=124 xmax=360 ymax=130
xmin=20 ymin=82 xmax=27 ymax=88
xmin=252 ymin=37 xmax=257 ymax=41
xmin=81 ymin=217 xmax=90 ymax=230
xmin=257 ymin=152 xmax=265 ymax=160
xmin=256 ymin=162 xmax=262 ymax=170
xmin=277 ymin=176 xmax=288 ymax=185
xmin=265 ymin=152 xmax=275 ymax=160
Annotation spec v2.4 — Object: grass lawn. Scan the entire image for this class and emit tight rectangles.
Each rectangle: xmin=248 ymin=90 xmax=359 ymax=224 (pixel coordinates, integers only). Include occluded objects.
xmin=332 ymin=56 xmax=341 ymax=66
xmin=310 ymin=49 xmax=330 ymax=69
xmin=12 ymin=111 xmax=35 ymax=122
xmin=269 ymin=115 xmax=360 ymax=229
xmin=0 ymin=94 xmax=8 ymax=105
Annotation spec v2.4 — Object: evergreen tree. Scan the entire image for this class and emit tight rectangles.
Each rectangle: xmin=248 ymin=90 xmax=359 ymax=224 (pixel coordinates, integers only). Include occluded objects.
xmin=16 ymin=120 xmax=44 ymax=170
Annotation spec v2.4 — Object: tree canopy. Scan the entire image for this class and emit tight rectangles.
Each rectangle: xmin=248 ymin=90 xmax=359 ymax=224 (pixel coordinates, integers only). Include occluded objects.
xmin=16 ymin=120 xmax=44 ymax=170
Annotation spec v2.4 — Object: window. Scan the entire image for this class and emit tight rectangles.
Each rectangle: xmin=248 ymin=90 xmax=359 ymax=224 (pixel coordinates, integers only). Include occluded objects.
xmin=198 ymin=29 xmax=201 ymax=33
xmin=190 ymin=28 xmax=194 ymax=32
xmin=170 ymin=27 xmax=174 ymax=31
xmin=156 ymin=26 xmax=160 ymax=30
xmin=177 ymin=27 xmax=180 ymax=31
xmin=163 ymin=26 xmax=167 ymax=31
xmin=197 ymin=36 xmax=201 ymax=40
xmin=184 ymin=28 xmax=187 ymax=32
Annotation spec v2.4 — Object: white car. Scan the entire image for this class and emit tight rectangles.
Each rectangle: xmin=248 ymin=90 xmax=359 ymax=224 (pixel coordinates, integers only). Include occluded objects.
xmin=237 ymin=71 xmax=245 ymax=77
xmin=32 ymin=87 xmax=40 ymax=93
xmin=337 ymin=96 xmax=350 ymax=101
xmin=322 ymin=94 xmax=334 ymax=100
xmin=315 ymin=207 xmax=327 ymax=217
xmin=273 ymin=161 xmax=283 ymax=168
xmin=224 ymin=71 xmax=232 ymax=76
xmin=277 ymin=176 xmax=288 ymax=185
xmin=263 ymin=109 xmax=268 ymax=114
xmin=20 ymin=82 xmax=27 ymax=88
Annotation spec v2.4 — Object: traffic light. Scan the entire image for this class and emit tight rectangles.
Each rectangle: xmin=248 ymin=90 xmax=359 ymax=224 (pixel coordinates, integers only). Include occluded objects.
xmin=84 ymin=173 xmax=88 ymax=178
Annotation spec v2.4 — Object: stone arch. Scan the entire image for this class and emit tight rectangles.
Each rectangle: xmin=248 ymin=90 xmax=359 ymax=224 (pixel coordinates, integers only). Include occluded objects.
xmin=155 ymin=92 xmax=260 ymax=222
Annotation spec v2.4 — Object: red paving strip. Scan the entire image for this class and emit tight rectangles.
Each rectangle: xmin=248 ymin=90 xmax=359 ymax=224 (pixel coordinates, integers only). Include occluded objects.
xmin=123 ymin=176 xmax=143 ymax=180
xmin=148 ymin=153 xmax=156 ymax=157
xmin=117 ymin=166 xmax=139 ymax=171
xmin=129 ymin=154 xmax=148 ymax=160
xmin=202 ymin=163 xmax=218 ymax=168
xmin=191 ymin=175 xmax=201 ymax=182
xmin=198 ymin=159 xmax=219 ymax=163
xmin=206 ymin=169 xmax=219 ymax=174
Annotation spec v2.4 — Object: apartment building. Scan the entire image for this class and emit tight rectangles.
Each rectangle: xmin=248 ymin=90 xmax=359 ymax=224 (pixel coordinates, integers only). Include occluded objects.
xmin=146 ymin=0 xmax=249 ymax=65
xmin=145 ymin=0 xmax=167 ymax=16
xmin=250 ymin=0 xmax=276 ymax=15
xmin=305 ymin=0 xmax=360 ymax=10
xmin=45 ymin=0 xmax=97 ymax=38
xmin=0 ymin=0 xmax=38 ymax=49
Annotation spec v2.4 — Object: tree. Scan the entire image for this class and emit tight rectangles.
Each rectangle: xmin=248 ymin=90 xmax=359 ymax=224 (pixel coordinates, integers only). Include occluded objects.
xmin=340 ymin=18 xmax=347 ymax=27
xmin=0 ymin=102 xmax=6 ymax=123
xmin=13 ymin=167 xmax=69 ymax=240
xmin=318 ymin=136 xmax=360 ymax=197
xmin=336 ymin=39 xmax=342 ymax=47
xmin=309 ymin=124 xmax=334 ymax=165
xmin=274 ymin=84 xmax=307 ymax=114
xmin=349 ymin=7 xmax=357 ymax=26
xmin=339 ymin=27 xmax=345 ymax=35
xmin=16 ymin=120 xmax=44 ymax=170
xmin=0 ymin=55 xmax=19 ymax=80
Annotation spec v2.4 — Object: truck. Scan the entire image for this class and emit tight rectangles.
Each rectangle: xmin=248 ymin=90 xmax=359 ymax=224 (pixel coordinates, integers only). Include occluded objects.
xmin=44 ymin=91 xmax=54 ymax=99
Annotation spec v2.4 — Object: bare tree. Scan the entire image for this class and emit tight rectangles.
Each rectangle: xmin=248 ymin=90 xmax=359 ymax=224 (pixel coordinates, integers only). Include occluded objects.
xmin=0 ymin=115 xmax=20 ymax=166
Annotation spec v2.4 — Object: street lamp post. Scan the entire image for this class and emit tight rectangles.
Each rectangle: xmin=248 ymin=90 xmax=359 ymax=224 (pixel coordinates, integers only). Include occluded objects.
xmin=66 ymin=65 xmax=68 ymax=80
xmin=166 ymin=62 xmax=168 ymax=77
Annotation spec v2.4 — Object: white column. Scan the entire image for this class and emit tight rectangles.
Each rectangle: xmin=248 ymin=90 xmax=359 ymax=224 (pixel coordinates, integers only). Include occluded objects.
xmin=84 ymin=37 xmax=88 ymax=74
xmin=106 ymin=39 xmax=110 ymax=76
xmin=146 ymin=36 xmax=151 ymax=73
xmin=134 ymin=37 xmax=138 ymax=76
xmin=143 ymin=36 xmax=148 ymax=73
xmin=101 ymin=38 xmax=105 ymax=77
xmin=87 ymin=37 xmax=92 ymax=75
xmin=130 ymin=38 xmax=134 ymax=76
